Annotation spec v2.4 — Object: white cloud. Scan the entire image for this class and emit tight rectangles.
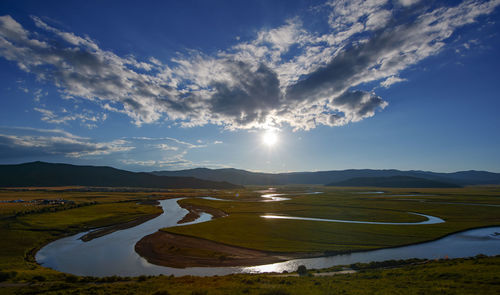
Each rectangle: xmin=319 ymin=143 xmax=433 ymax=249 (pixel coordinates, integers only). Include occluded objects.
xmin=120 ymin=154 xmax=231 ymax=170
xmin=33 ymin=107 xmax=105 ymax=128
xmin=33 ymin=88 xmax=47 ymax=102
xmin=129 ymin=136 xmax=204 ymax=147
xmin=381 ymin=76 xmax=408 ymax=88
xmin=0 ymin=127 xmax=133 ymax=158
xmin=0 ymin=1 xmax=498 ymax=131
xmin=120 ymin=159 xmax=157 ymax=166
xmin=155 ymin=143 xmax=178 ymax=151
xmin=398 ymin=0 xmax=420 ymax=7
xmin=328 ymin=0 xmax=390 ymax=33
xmin=120 ymin=151 xmax=193 ymax=169
xmin=119 ymin=136 xmax=208 ymax=169
xmin=164 ymin=137 xmax=207 ymax=148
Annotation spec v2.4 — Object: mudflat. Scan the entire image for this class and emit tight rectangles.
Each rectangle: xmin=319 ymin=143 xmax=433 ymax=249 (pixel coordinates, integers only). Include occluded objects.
xmin=177 ymin=202 xmax=227 ymax=224
xmin=135 ymin=231 xmax=312 ymax=268
xmin=80 ymin=212 xmax=161 ymax=242
xmin=79 ymin=199 xmax=161 ymax=242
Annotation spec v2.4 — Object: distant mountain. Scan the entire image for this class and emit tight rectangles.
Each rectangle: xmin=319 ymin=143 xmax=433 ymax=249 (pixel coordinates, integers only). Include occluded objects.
xmin=326 ymin=176 xmax=461 ymax=188
xmin=152 ymin=168 xmax=500 ymax=186
xmin=0 ymin=162 xmax=241 ymax=189
xmin=153 ymin=168 xmax=280 ymax=186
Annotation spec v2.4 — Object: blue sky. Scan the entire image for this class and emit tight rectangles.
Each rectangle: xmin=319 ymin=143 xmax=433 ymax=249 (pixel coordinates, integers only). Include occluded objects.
xmin=0 ymin=0 xmax=499 ymax=173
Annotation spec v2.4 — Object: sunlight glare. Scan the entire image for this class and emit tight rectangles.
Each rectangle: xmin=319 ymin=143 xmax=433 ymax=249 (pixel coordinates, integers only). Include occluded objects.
xmin=262 ymin=130 xmax=278 ymax=147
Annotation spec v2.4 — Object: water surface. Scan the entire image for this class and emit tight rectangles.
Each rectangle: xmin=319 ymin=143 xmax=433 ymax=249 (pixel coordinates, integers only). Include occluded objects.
xmin=261 ymin=212 xmax=444 ymax=225
xmin=244 ymin=226 xmax=500 ymax=274
xmin=36 ymin=198 xmax=214 ymax=277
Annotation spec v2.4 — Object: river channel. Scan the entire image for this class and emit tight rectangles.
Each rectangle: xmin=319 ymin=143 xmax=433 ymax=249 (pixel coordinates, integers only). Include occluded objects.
xmin=36 ymin=196 xmax=500 ymax=277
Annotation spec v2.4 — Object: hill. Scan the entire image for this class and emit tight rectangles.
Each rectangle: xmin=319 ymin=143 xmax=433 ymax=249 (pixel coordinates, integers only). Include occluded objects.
xmin=152 ymin=168 xmax=500 ymax=186
xmin=152 ymin=168 xmax=279 ymax=186
xmin=326 ymin=176 xmax=461 ymax=188
xmin=0 ymin=162 xmax=241 ymax=189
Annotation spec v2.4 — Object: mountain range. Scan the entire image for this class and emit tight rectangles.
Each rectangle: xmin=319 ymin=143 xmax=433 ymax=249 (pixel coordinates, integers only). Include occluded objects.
xmin=153 ymin=167 xmax=500 ymax=186
xmin=326 ymin=176 xmax=461 ymax=188
xmin=1 ymin=162 xmax=499 ymax=188
xmin=0 ymin=162 xmax=241 ymax=189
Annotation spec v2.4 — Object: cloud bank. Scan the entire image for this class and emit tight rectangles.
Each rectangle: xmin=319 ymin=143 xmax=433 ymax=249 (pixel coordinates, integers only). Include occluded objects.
xmin=0 ymin=126 xmax=226 ymax=169
xmin=0 ymin=0 xmax=498 ymax=130
xmin=0 ymin=127 xmax=133 ymax=158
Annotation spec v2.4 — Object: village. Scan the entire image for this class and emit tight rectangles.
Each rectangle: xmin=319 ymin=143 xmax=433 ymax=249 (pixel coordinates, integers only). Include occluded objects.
xmin=0 ymin=198 xmax=75 ymax=205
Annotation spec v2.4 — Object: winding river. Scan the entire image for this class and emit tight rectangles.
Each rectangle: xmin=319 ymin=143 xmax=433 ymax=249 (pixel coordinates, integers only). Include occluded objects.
xmin=261 ymin=212 xmax=444 ymax=225
xmin=202 ymin=191 xmax=323 ymax=202
xmin=36 ymin=194 xmax=500 ymax=277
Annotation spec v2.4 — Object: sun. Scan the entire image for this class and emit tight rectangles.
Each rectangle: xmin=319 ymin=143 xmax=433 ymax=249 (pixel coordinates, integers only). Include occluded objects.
xmin=262 ymin=130 xmax=278 ymax=147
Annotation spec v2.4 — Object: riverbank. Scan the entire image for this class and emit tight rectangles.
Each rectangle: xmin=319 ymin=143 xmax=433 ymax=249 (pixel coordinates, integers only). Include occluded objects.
xmin=135 ymin=231 xmax=319 ymax=268
xmin=135 ymin=198 xmax=319 ymax=268
xmin=80 ymin=212 xmax=161 ymax=242
xmin=4 ymin=256 xmax=500 ymax=294
xmin=78 ymin=200 xmax=161 ymax=242
xmin=177 ymin=201 xmax=227 ymax=224
xmin=134 ymin=224 xmax=500 ymax=269
xmin=33 ymin=187 xmax=500 ymax=276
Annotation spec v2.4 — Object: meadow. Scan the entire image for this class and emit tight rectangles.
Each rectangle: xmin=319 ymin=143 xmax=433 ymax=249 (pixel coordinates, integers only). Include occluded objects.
xmin=0 ymin=186 xmax=499 ymax=294
xmin=164 ymin=186 xmax=500 ymax=253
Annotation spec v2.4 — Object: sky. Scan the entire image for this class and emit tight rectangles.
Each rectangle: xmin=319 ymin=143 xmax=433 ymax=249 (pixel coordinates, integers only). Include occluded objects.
xmin=0 ymin=0 xmax=499 ymax=173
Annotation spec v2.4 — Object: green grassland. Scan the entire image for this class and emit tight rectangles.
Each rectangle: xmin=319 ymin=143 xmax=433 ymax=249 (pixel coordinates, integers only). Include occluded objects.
xmin=0 ymin=186 xmax=499 ymax=294
xmin=164 ymin=186 xmax=500 ymax=253
xmin=2 ymin=256 xmax=500 ymax=294
xmin=0 ymin=187 xmax=240 ymax=278
xmin=0 ymin=189 xmax=163 ymax=281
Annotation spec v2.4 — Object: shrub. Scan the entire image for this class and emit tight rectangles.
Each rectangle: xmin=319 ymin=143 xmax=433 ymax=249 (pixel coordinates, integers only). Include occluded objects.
xmin=259 ymin=288 xmax=291 ymax=295
xmin=32 ymin=275 xmax=46 ymax=282
xmin=79 ymin=276 xmax=96 ymax=283
xmin=54 ymin=283 xmax=71 ymax=289
xmin=65 ymin=275 xmax=79 ymax=283
xmin=0 ymin=271 xmax=16 ymax=282
xmin=297 ymin=265 xmax=307 ymax=276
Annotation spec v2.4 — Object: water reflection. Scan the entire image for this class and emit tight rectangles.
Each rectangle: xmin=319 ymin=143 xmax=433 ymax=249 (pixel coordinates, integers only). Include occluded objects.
xmin=201 ymin=196 xmax=233 ymax=201
xmin=261 ymin=212 xmax=445 ymax=225
xmin=36 ymin=198 xmax=215 ymax=277
xmin=202 ymin=191 xmax=323 ymax=203
xmin=378 ymin=194 xmax=435 ymax=197
xmin=244 ymin=226 xmax=500 ymax=274
xmin=261 ymin=191 xmax=323 ymax=202
xmin=261 ymin=193 xmax=291 ymax=202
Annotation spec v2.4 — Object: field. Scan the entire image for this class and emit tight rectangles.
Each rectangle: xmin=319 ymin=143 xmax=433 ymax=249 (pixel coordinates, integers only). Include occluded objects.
xmin=0 ymin=186 xmax=499 ymax=294
xmin=2 ymin=256 xmax=500 ymax=294
xmin=163 ymin=186 xmax=500 ymax=253
xmin=0 ymin=189 xmax=166 ymax=280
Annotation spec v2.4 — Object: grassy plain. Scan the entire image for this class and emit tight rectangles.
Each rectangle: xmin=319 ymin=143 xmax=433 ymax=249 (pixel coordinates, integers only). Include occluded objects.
xmin=164 ymin=186 xmax=500 ymax=253
xmin=0 ymin=186 xmax=499 ymax=294
xmin=2 ymin=256 xmax=500 ymax=294
xmin=0 ymin=189 xmax=163 ymax=281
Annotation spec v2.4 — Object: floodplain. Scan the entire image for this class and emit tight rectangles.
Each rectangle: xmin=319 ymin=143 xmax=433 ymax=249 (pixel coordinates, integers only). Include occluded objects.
xmin=163 ymin=186 xmax=500 ymax=254
xmin=0 ymin=186 xmax=499 ymax=294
